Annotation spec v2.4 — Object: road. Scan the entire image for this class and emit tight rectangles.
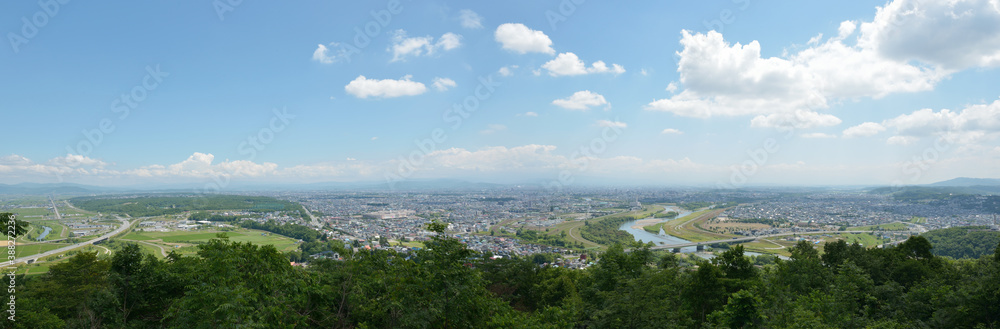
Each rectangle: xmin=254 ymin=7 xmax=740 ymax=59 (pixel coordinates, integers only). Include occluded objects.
xmin=302 ymin=206 xmax=320 ymax=227
xmin=5 ymin=217 xmax=134 ymax=267
xmin=49 ymin=197 xmax=62 ymax=220
xmin=648 ymin=230 xmax=918 ymax=250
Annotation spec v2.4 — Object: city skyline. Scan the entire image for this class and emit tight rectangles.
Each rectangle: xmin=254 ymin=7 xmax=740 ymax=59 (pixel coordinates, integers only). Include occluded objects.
xmin=3 ymin=0 xmax=1000 ymax=187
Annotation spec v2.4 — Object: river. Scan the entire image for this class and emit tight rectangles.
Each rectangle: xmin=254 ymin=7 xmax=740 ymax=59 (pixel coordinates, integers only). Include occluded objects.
xmin=618 ymin=206 xmax=701 ymax=252
xmin=617 ymin=206 xmax=787 ymax=259
xmin=36 ymin=226 xmax=52 ymax=241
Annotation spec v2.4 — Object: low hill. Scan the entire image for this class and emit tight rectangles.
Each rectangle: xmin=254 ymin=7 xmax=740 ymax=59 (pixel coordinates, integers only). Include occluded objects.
xmin=920 ymin=226 xmax=1000 ymax=259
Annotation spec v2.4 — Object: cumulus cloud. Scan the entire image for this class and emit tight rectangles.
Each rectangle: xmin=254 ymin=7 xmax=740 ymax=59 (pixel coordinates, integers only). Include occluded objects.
xmin=646 ymin=27 xmax=944 ymax=124
xmin=312 ymin=44 xmax=339 ymax=64
xmin=518 ymin=111 xmax=538 ymax=117
xmin=842 ymin=122 xmax=886 ymax=138
xmin=49 ymin=154 xmax=108 ymax=168
xmin=458 ymin=9 xmax=483 ymax=29
xmin=431 ymin=77 xmax=456 ymax=91
xmin=596 ymin=120 xmax=627 ymax=129
xmin=388 ymin=30 xmax=462 ymax=62
xmin=494 ymin=23 xmax=555 ymax=54
xmin=344 ymin=75 xmax=428 ymax=98
xmin=541 ymin=52 xmax=625 ymax=77
xmin=877 ymin=99 xmax=1000 ymax=148
xmin=661 ymin=128 xmax=683 ymax=135
xmin=749 ymin=110 xmax=842 ymax=129
xmin=551 ymin=90 xmax=609 ymax=110
xmin=861 ymin=0 xmax=1000 ymax=70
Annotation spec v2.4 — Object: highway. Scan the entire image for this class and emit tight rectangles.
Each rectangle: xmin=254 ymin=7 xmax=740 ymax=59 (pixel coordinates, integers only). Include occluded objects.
xmin=647 ymin=230 xmax=918 ymax=250
xmin=5 ymin=217 xmax=134 ymax=267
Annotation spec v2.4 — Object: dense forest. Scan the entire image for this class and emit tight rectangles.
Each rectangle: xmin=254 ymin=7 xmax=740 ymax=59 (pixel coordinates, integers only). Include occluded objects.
xmin=920 ymin=226 xmax=1000 ymax=259
xmin=70 ymin=195 xmax=308 ymax=219
xmin=9 ymin=220 xmax=1000 ymax=328
xmin=579 ymin=215 xmax=640 ymax=246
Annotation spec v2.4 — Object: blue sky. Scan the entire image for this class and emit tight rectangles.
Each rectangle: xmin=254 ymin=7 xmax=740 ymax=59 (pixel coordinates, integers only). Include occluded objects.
xmin=2 ymin=0 xmax=1000 ymax=187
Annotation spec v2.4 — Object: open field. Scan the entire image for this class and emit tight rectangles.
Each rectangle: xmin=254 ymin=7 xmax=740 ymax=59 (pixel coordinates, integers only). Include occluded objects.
xmin=703 ymin=221 xmax=772 ymax=234
xmin=122 ymin=229 xmax=301 ymax=253
xmin=13 ymin=242 xmax=70 ymax=258
xmin=909 ymin=216 xmax=928 ymax=224
xmin=654 ymin=209 xmax=734 ymax=242
xmin=9 ymin=207 xmax=55 ymax=217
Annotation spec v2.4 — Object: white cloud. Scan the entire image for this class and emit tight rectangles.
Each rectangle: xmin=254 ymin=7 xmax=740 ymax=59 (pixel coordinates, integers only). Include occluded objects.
xmin=498 ymin=65 xmax=518 ymax=77
xmin=842 ymin=122 xmax=886 ymax=138
xmin=432 ymin=77 xmax=456 ymax=91
xmin=458 ymin=9 xmax=483 ymax=29
xmin=479 ymin=124 xmax=507 ymax=134
xmin=646 ymin=29 xmax=944 ymax=123
xmin=801 ymin=132 xmax=837 ymax=139
xmin=346 ymin=157 xmax=357 ymax=161
xmin=518 ymin=111 xmax=538 ymax=117
xmin=127 ymin=153 xmax=278 ymax=178
xmin=345 ymin=75 xmax=428 ymax=98
xmin=596 ymin=120 xmax=627 ymax=129
xmin=389 ymin=30 xmax=462 ymax=62
xmin=371 ymin=137 xmax=379 ymax=141
xmin=541 ymin=52 xmax=625 ymax=76
xmin=494 ymin=23 xmax=555 ymax=55
xmin=661 ymin=128 xmax=683 ymax=135
xmin=551 ymin=90 xmax=609 ymax=110
xmin=807 ymin=33 xmax=823 ymax=46
xmin=879 ymin=100 xmax=1000 ymax=148
xmin=49 ymin=154 xmax=107 ymax=168
xmin=312 ymin=43 xmax=347 ymax=64
xmin=836 ymin=20 xmax=857 ymax=40
xmin=861 ymin=0 xmax=1000 ymax=70
xmin=665 ymin=82 xmax=678 ymax=93
xmin=749 ymin=110 xmax=842 ymax=129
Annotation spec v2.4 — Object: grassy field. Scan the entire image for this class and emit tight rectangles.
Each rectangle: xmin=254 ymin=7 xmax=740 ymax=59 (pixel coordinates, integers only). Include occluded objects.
xmin=836 ymin=233 xmax=886 ymax=247
xmin=909 ymin=217 xmax=928 ymax=224
xmin=13 ymin=242 xmax=70 ymax=258
xmin=646 ymin=209 xmax=735 ymax=242
xmin=121 ymin=229 xmax=300 ymax=253
xmin=22 ymin=220 xmax=68 ymax=241
xmin=852 ymin=222 xmax=909 ymax=231
xmin=10 ymin=207 xmax=54 ymax=217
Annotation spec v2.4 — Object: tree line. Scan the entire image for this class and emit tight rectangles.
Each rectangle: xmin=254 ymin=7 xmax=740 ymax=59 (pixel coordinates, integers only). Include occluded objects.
xmin=7 ymin=221 xmax=1000 ymax=328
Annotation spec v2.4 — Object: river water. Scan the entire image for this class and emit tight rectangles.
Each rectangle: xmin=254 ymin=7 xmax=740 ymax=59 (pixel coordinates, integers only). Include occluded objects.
xmin=618 ymin=206 xmax=701 ymax=252
xmin=37 ymin=226 xmax=52 ymax=241
xmin=618 ymin=206 xmax=789 ymax=259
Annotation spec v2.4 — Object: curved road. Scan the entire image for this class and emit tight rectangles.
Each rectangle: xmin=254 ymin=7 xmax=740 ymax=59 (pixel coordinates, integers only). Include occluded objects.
xmin=5 ymin=217 xmax=133 ymax=267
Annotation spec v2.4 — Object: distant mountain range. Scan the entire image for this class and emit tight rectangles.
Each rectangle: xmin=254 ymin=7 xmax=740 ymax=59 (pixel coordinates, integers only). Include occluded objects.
xmin=926 ymin=177 xmax=1000 ymax=187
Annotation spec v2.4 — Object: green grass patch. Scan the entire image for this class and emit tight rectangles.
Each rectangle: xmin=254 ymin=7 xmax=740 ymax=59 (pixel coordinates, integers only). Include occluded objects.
xmin=14 ymin=242 xmax=69 ymax=258
xmin=909 ymin=217 xmax=928 ymax=224
xmin=10 ymin=207 xmax=54 ymax=217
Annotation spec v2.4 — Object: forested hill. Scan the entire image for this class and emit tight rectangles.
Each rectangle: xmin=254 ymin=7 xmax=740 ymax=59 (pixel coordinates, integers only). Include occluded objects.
xmin=8 ymin=222 xmax=1000 ymax=328
xmin=69 ymin=194 xmax=308 ymax=218
xmin=921 ymin=226 xmax=1000 ymax=259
